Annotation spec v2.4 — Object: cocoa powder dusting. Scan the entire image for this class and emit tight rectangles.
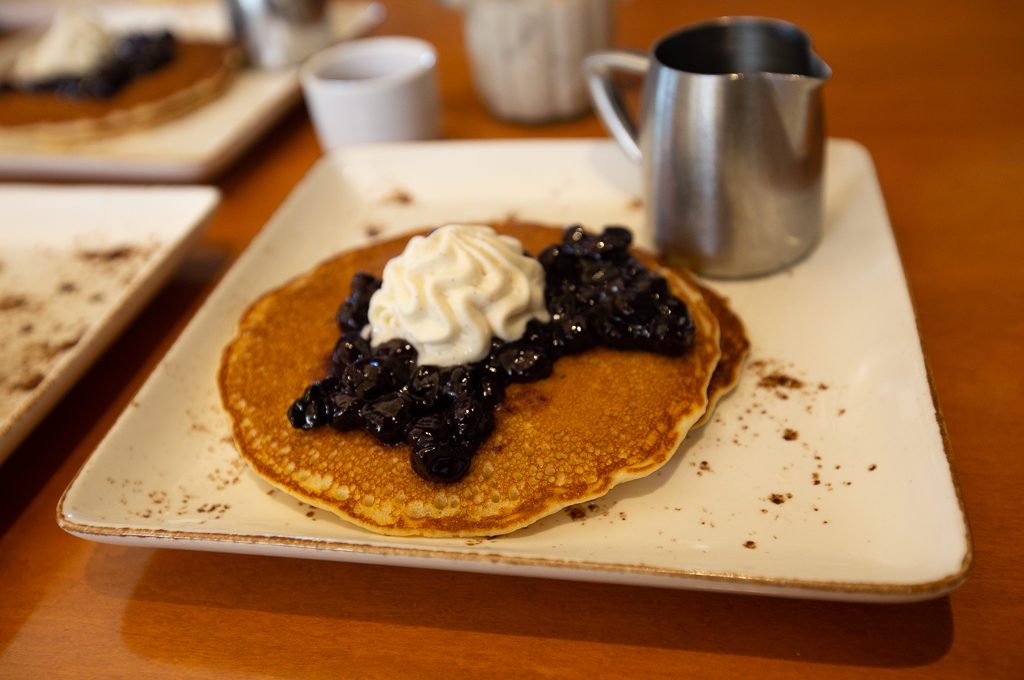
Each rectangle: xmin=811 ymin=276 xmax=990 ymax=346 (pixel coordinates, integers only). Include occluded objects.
xmin=0 ymin=294 xmax=28 ymax=311
xmin=78 ymin=246 xmax=139 ymax=262
xmin=758 ymin=372 xmax=805 ymax=390
xmin=382 ymin=189 xmax=414 ymax=205
xmin=41 ymin=333 xmax=83 ymax=359
xmin=10 ymin=372 xmax=44 ymax=391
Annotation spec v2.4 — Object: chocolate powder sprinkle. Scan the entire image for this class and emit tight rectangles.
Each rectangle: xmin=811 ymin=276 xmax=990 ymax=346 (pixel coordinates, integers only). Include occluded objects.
xmin=743 ymin=540 xmax=757 ymax=549
xmin=382 ymin=189 xmax=414 ymax=205
xmin=78 ymin=246 xmax=138 ymax=262
xmin=782 ymin=428 xmax=799 ymax=441
xmin=42 ymin=334 xmax=83 ymax=359
xmin=0 ymin=294 xmax=28 ymax=311
xmin=10 ymin=372 xmax=44 ymax=391
xmin=758 ymin=372 xmax=805 ymax=390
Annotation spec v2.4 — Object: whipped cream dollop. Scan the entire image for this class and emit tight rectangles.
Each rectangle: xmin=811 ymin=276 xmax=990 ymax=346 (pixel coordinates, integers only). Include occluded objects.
xmin=367 ymin=224 xmax=550 ymax=366
xmin=12 ymin=8 xmax=115 ymax=83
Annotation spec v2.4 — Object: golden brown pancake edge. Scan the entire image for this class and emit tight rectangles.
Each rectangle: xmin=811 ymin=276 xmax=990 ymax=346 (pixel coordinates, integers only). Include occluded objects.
xmin=677 ymin=273 xmax=750 ymax=427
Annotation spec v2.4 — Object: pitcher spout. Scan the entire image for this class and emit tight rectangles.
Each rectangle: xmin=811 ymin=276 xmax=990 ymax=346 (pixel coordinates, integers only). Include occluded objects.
xmin=807 ymin=50 xmax=832 ymax=83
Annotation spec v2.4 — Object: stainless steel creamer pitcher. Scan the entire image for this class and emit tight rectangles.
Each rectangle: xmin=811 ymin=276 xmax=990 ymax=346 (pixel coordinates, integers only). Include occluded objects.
xmin=585 ymin=17 xmax=831 ymax=278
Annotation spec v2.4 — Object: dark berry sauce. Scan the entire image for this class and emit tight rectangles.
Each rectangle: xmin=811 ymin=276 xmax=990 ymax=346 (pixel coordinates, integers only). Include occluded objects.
xmin=1 ymin=31 xmax=176 ymax=100
xmin=288 ymin=226 xmax=696 ymax=484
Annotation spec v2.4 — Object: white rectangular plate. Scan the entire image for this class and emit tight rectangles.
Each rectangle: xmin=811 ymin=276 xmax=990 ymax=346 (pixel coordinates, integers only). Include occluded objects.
xmin=58 ymin=139 xmax=971 ymax=602
xmin=0 ymin=183 xmax=219 ymax=463
xmin=0 ymin=1 xmax=384 ymax=182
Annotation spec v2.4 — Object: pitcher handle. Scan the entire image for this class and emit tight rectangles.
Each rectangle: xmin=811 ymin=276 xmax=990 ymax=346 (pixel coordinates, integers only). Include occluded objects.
xmin=583 ymin=49 xmax=650 ymax=162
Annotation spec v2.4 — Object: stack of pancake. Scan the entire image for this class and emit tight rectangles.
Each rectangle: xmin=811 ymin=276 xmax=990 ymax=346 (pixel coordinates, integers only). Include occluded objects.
xmin=0 ymin=39 xmax=239 ymax=144
xmin=219 ymin=223 xmax=749 ymax=537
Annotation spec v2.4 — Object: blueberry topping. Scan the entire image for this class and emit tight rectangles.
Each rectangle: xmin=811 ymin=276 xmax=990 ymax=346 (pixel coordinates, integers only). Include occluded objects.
xmin=331 ymin=334 xmax=369 ymax=370
xmin=287 ymin=395 xmax=321 ymax=430
xmin=446 ymin=399 xmax=494 ymax=446
xmin=496 ymin=345 xmax=552 ymax=382
xmin=478 ymin=373 xmax=505 ymax=405
xmin=406 ymin=365 xmax=443 ymax=409
xmin=335 ymin=271 xmax=380 ymax=332
xmin=339 ymin=361 xmax=389 ymax=399
xmin=405 ymin=414 xmax=449 ymax=447
xmin=360 ymin=394 xmax=412 ymax=444
xmin=375 ymin=339 xmax=416 ymax=359
xmin=288 ymin=226 xmax=695 ymax=484
xmin=326 ymin=392 xmax=363 ymax=431
xmin=441 ymin=365 xmax=478 ymax=402
xmin=5 ymin=31 xmax=177 ymax=100
xmin=287 ymin=378 xmax=336 ymax=430
xmin=410 ymin=442 xmax=472 ymax=484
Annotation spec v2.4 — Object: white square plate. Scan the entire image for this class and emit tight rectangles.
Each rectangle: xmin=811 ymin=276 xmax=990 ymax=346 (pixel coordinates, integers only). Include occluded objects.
xmin=58 ymin=139 xmax=971 ymax=602
xmin=0 ymin=183 xmax=219 ymax=463
xmin=0 ymin=1 xmax=384 ymax=182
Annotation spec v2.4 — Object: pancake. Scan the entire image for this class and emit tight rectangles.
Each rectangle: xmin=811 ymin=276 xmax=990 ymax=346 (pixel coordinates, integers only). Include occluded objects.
xmin=0 ymin=41 xmax=239 ymax=145
xmin=675 ymin=273 xmax=750 ymax=427
xmin=219 ymin=223 xmax=722 ymax=537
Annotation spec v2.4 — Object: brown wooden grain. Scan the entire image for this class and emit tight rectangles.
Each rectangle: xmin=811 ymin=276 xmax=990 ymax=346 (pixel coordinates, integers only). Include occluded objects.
xmin=1 ymin=1 xmax=1022 ymax=677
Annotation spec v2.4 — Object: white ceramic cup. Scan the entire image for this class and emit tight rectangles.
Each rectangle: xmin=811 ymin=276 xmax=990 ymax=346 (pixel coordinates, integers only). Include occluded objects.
xmin=300 ymin=37 xmax=440 ymax=151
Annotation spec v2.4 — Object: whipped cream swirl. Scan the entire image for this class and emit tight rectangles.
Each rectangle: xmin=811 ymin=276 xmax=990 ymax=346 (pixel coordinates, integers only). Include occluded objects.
xmin=12 ymin=8 xmax=115 ymax=83
xmin=368 ymin=224 xmax=549 ymax=366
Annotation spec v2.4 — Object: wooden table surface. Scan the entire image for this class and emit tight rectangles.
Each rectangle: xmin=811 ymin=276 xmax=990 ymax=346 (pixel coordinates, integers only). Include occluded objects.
xmin=2 ymin=0 xmax=1022 ymax=677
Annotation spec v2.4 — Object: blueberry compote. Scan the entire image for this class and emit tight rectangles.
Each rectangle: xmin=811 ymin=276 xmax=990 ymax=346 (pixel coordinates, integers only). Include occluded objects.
xmin=1 ymin=32 xmax=176 ymax=99
xmin=288 ymin=226 xmax=696 ymax=484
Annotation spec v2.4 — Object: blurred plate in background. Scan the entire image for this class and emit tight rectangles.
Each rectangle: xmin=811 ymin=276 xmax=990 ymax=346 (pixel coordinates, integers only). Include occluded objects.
xmin=0 ymin=183 xmax=219 ymax=463
xmin=0 ymin=1 xmax=385 ymax=181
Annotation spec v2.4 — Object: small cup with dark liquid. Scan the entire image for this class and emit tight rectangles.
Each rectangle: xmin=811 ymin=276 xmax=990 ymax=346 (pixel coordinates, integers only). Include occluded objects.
xmin=300 ymin=37 xmax=440 ymax=151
